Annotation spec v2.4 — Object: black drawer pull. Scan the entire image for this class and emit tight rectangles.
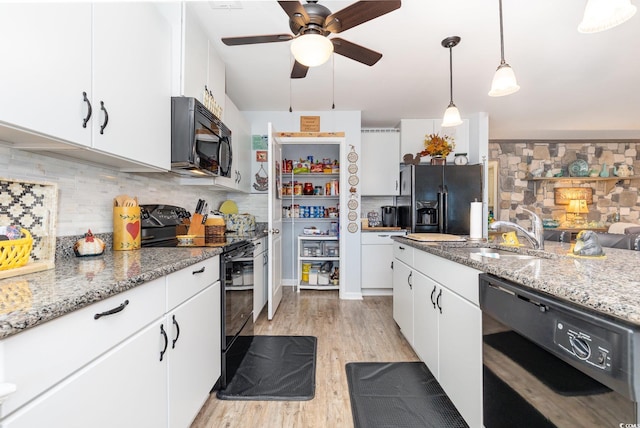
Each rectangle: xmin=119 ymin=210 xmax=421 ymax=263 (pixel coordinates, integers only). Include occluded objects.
xmin=192 ymin=266 xmax=205 ymax=274
xmin=171 ymin=315 xmax=180 ymax=349
xmin=99 ymin=101 xmax=109 ymax=134
xmin=160 ymin=324 xmax=168 ymax=361
xmin=94 ymin=300 xmax=129 ymax=320
xmin=82 ymin=92 xmax=92 ymax=128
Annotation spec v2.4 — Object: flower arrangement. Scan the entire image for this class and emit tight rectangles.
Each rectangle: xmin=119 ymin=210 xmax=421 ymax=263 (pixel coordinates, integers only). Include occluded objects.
xmin=419 ymin=133 xmax=455 ymax=157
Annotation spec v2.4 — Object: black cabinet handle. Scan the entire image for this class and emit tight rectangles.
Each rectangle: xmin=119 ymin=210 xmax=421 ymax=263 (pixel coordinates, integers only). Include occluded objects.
xmin=82 ymin=92 xmax=92 ymax=128
xmin=160 ymin=324 xmax=168 ymax=361
xmin=436 ymin=289 xmax=443 ymax=314
xmin=430 ymin=286 xmax=437 ymax=308
xmin=99 ymin=101 xmax=109 ymax=134
xmin=171 ymin=315 xmax=180 ymax=349
xmin=407 ymin=271 xmax=412 ymax=289
xmin=94 ymin=300 xmax=129 ymax=320
xmin=192 ymin=266 xmax=205 ymax=274
xmin=399 ymin=246 xmax=405 ymax=250
xmin=390 ymin=261 xmax=393 ymax=270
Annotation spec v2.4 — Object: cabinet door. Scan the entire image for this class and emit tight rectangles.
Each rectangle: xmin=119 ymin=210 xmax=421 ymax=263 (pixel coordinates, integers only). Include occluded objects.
xmin=399 ymin=119 xmax=435 ymax=160
xmin=361 ymin=131 xmax=400 ymax=195
xmin=92 ymin=3 xmax=171 ymax=170
xmin=253 ymin=248 xmax=266 ymax=320
xmin=181 ymin=3 xmax=209 ymax=102
xmin=3 ymin=320 xmax=167 ymax=428
xmin=208 ymin=41 xmax=226 ymax=119
xmin=168 ymin=283 xmax=221 ymax=428
xmin=392 ymin=259 xmax=413 ymax=344
xmin=361 ymin=243 xmax=394 ymax=289
xmin=0 ymin=3 xmax=92 ymax=146
xmin=216 ymin=96 xmax=250 ymax=192
xmin=437 ymin=288 xmax=482 ymax=428
xmin=412 ymin=272 xmax=439 ymax=373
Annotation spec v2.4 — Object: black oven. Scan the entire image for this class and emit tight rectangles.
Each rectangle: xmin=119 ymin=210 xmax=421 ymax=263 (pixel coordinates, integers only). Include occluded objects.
xmin=171 ymin=96 xmax=232 ymax=178
xmin=480 ymin=273 xmax=639 ymax=427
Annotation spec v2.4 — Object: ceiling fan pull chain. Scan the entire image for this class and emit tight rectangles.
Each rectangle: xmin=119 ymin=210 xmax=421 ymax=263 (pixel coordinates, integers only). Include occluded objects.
xmin=332 ymin=54 xmax=335 ymax=110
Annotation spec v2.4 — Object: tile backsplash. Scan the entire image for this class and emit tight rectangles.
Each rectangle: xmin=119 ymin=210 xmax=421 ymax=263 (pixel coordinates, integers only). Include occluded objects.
xmin=0 ymin=146 xmax=251 ymax=236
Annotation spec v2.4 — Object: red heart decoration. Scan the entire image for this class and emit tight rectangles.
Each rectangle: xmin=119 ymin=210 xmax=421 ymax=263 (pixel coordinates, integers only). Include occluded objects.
xmin=126 ymin=221 xmax=140 ymax=239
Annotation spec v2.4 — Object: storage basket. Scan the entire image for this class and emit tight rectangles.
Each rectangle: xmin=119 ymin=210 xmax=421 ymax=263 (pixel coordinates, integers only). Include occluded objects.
xmin=0 ymin=229 xmax=33 ymax=271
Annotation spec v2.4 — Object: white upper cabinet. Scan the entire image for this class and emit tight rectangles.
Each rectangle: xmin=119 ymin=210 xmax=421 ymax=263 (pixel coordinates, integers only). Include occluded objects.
xmin=399 ymin=119 xmax=469 ymax=164
xmin=92 ymin=3 xmax=172 ymax=170
xmin=178 ymin=3 xmax=226 ymax=117
xmin=216 ymin=96 xmax=251 ymax=192
xmin=0 ymin=3 xmax=172 ymax=171
xmin=0 ymin=3 xmax=92 ymax=146
xmin=361 ymin=130 xmax=400 ymax=195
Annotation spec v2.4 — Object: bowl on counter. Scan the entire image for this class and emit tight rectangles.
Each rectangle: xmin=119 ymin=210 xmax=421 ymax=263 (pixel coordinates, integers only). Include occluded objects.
xmin=176 ymin=235 xmax=198 ymax=246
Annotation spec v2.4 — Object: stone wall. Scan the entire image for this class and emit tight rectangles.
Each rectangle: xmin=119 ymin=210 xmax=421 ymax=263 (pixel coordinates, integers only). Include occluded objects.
xmin=489 ymin=140 xmax=640 ymax=226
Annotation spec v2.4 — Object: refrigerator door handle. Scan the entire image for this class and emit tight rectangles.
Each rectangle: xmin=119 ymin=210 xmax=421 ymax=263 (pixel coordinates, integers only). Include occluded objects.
xmin=442 ymin=186 xmax=448 ymax=233
xmin=437 ymin=185 xmax=445 ymax=232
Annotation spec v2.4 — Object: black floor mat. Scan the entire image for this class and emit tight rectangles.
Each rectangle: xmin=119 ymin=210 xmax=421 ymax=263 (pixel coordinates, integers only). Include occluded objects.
xmin=484 ymin=331 xmax=610 ymax=396
xmin=346 ymin=362 xmax=468 ymax=428
xmin=216 ymin=335 xmax=317 ymax=401
xmin=483 ymin=365 xmax=556 ymax=428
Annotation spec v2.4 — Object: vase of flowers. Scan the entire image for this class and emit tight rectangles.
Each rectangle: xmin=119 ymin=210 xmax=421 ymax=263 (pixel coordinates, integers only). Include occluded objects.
xmin=419 ymin=133 xmax=455 ymax=165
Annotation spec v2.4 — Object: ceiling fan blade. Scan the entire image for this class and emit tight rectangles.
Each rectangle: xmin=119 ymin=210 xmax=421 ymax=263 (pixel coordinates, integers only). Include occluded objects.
xmin=291 ymin=60 xmax=309 ymax=79
xmin=278 ymin=1 xmax=310 ymax=30
xmin=325 ymin=1 xmax=401 ymax=33
xmin=331 ymin=38 xmax=382 ymax=66
xmin=222 ymin=34 xmax=293 ymax=46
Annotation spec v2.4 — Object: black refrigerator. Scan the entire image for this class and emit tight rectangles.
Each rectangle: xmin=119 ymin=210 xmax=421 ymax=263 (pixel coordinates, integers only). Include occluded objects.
xmin=397 ymin=164 xmax=483 ymax=234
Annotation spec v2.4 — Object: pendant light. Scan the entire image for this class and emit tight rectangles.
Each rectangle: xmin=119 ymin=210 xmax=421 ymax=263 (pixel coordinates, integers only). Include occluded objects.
xmin=578 ymin=0 xmax=637 ymax=33
xmin=488 ymin=0 xmax=520 ymax=97
xmin=290 ymin=33 xmax=334 ymax=67
xmin=441 ymin=36 xmax=462 ymax=127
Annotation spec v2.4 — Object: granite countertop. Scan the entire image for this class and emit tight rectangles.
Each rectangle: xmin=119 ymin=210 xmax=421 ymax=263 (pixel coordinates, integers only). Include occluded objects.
xmin=0 ymin=247 xmax=224 ymax=340
xmin=393 ymin=237 xmax=640 ymax=326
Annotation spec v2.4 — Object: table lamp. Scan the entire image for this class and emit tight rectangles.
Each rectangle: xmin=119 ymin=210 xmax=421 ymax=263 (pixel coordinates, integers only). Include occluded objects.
xmin=567 ymin=199 xmax=589 ymax=225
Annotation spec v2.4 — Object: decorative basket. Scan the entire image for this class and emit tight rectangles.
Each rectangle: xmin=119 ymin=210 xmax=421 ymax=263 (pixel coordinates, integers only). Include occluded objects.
xmin=0 ymin=229 xmax=33 ymax=271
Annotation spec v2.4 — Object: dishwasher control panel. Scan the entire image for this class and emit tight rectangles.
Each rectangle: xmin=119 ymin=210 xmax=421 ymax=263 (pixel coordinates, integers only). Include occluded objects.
xmin=555 ymin=321 xmax=612 ymax=372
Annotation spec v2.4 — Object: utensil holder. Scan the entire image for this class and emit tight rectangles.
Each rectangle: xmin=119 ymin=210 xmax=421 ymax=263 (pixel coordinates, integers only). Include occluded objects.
xmin=113 ymin=207 xmax=141 ymax=251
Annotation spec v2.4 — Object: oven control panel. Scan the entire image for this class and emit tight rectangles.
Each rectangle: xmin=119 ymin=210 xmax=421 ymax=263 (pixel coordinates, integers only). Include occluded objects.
xmin=554 ymin=321 xmax=612 ymax=372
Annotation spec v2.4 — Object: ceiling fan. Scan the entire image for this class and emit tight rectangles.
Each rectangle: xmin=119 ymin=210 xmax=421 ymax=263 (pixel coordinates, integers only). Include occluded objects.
xmin=221 ymin=0 xmax=401 ymax=79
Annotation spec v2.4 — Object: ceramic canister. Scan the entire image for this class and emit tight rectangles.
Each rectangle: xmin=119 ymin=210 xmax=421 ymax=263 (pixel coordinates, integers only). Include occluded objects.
xmin=113 ymin=206 xmax=141 ymax=250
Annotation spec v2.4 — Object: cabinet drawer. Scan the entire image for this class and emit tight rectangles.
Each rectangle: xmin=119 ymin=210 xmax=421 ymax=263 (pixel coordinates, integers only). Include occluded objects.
xmin=252 ymin=237 xmax=267 ymax=256
xmin=393 ymin=242 xmax=414 ymax=266
xmin=414 ymin=250 xmax=481 ymax=305
xmin=361 ymin=233 xmax=396 ymax=245
xmin=166 ymin=256 xmax=219 ymax=310
xmin=0 ymin=277 xmax=165 ymax=419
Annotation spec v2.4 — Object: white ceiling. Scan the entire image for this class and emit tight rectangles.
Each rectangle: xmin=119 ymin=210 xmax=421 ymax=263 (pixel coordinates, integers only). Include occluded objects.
xmin=192 ymin=0 xmax=640 ymax=139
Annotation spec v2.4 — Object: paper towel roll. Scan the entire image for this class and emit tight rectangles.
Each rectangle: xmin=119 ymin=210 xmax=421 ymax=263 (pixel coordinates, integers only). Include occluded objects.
xmin=469 ymin=202 xmax=483 ymax=239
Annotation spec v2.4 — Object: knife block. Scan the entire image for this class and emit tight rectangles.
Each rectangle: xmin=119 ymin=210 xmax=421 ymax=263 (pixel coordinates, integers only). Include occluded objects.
xmin=187 ymin=213 xmax=205 ymax=237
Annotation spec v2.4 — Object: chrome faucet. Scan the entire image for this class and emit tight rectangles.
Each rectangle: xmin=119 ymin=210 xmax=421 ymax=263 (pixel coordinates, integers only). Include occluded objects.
xmin=490 ymin=208 xmax=545 ymax=250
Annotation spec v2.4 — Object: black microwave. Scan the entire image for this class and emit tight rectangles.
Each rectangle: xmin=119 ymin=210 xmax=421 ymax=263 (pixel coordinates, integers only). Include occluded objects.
xmin=171 ymin=96 xmax=232 ymax=178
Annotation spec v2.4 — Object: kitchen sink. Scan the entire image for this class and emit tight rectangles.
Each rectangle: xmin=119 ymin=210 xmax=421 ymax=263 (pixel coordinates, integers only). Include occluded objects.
xmin=458 ymin=247 xmax=539 ymax=260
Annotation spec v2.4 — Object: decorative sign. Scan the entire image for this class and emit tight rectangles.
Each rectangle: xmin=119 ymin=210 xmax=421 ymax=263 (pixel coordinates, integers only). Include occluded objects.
xmin=300 ymin=116 xmax=320 ymax=132
xmin=554 ymin=187 xmax=593 ymax=205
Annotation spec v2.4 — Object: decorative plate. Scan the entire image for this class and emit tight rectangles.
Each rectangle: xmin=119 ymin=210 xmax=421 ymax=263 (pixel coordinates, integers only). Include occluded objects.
xmin=568 ymin=159 xmax=589 ymax=177
xmin=347 ymin=199 xmax=358 ymax=210
xmin=348 ymin=175 xmax=359 ymax=186
xmin=348 ymin=164 xmax=358 ymax=174
xmin=347 ymin=222 xmax=358 ymax=233
xmin=348 ymin=211 xmax=357 ymax=221
xmin=347 ymin=151 xmax=358 ymax=163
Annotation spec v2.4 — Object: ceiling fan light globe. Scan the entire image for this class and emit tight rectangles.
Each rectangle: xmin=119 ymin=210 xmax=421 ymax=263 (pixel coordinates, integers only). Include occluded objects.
xmin=488 ymin=63 xmax=520 ymax=97
xmin=290 ymin=34 xmax=334 ymax=67
xmin=442 ymin=105 xmax=463 ymax=127
xmin=578 ymin=0 xmax=637 ymax=33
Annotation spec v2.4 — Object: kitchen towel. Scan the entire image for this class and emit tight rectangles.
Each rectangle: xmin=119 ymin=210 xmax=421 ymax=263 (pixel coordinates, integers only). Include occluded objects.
xmin=469 ymin=201 xmax=482 ymax=240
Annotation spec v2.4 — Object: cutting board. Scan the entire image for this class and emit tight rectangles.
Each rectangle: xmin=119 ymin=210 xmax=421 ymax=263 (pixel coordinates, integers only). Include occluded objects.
xmin=405 ymin=233 xmax=466 ymax=242
xmin=362 ymin=226 xmax=403 ymax=231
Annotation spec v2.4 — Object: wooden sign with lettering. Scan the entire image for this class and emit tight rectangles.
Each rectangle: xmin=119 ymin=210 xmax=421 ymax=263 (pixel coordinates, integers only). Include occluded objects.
xmin=300 ymin=116 xmax=320 ymax=132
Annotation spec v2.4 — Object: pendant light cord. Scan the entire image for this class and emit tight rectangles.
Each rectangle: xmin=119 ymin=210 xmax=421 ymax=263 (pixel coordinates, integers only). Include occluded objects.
xmin=448 ymin=47 xmax=454 ymax=106
xmin=498 ymin=0 xmax=506 ymax=65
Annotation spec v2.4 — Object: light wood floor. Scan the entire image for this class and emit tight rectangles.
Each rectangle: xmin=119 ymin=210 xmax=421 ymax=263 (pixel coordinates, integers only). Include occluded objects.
xmin=191 ymin=287 xmax=418 ymax=428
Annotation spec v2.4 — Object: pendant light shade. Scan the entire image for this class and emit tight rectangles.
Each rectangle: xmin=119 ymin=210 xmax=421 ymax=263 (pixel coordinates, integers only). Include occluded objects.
xmin=489 ymin=0 xmax=520 ymax=97
xmin=578 ymin=0 xmax=637 ymax=33
xmin=290 ymin=34 xmax=334 ymax=67
xmin=441 ymin=36 xmax=462 ymax=127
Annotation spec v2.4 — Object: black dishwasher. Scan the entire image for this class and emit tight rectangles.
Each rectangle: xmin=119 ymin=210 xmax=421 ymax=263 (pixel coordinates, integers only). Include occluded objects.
xmin=479 ymin=273 xmax=639 ymax=427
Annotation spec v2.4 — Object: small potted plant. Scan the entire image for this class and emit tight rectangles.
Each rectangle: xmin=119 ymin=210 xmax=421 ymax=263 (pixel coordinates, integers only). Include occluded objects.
xmin=419 ymin=133 xmax=455 ymax=165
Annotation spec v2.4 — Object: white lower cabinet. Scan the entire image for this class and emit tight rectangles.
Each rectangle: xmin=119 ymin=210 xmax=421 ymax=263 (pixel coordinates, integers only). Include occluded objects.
xmin=392 ymin=257 xmax=413 ymax=344
xmin=2 ymin=319 xmax=168 ymax=428
xmin=361 ymin=231 xmax=406 ymax=293
xmin=393 ymin=242 xmax=482 ymax=428
xmin=167 ymin=283 xmax=220 ymax=428
xmin=253 ymin=237 xmax=268 ymax=320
